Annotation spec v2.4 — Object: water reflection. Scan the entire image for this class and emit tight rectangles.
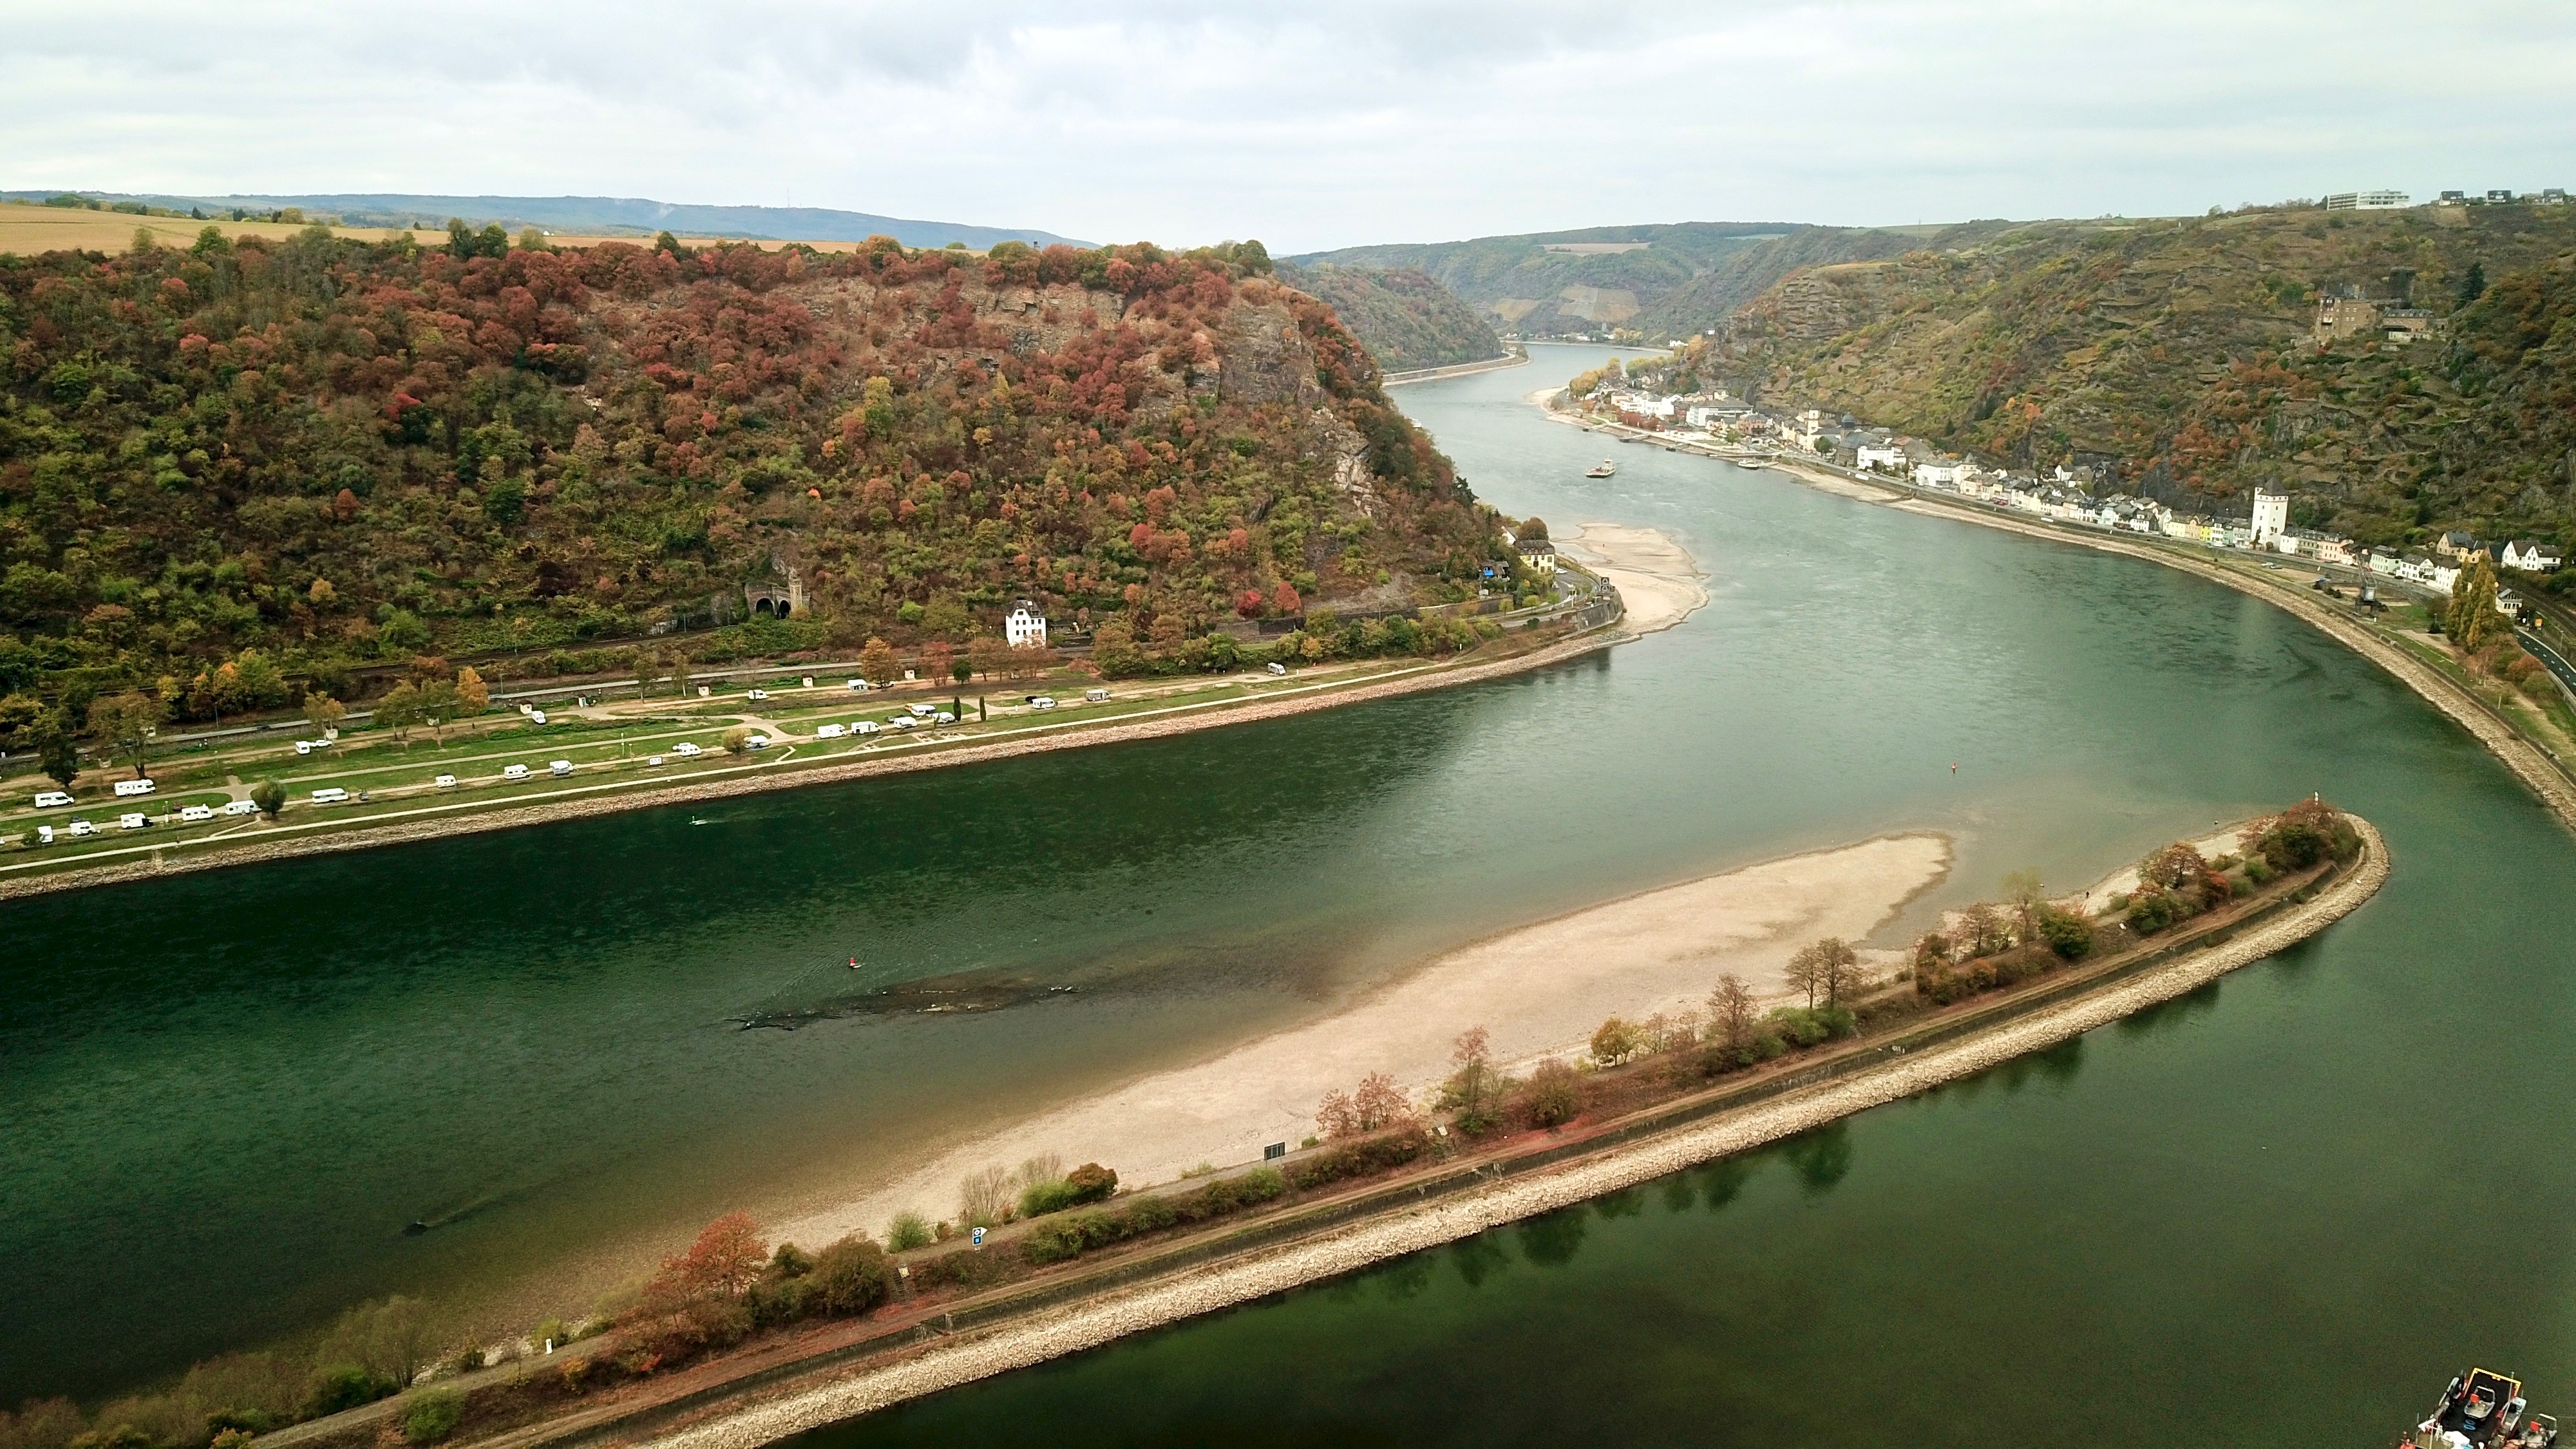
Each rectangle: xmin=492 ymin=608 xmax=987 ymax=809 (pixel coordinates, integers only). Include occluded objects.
xmin=1447 ymin=1234 xmax=1510 ymax=1289
xmin=1516 ymin=1208 xmax=1588 ymax=1268
xmin=1783 ymin=1120 xmax=1855 ymax=1195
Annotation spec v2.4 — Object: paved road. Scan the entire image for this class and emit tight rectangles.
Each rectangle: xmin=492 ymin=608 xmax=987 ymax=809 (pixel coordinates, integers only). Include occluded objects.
xmin=2518 ymin=627 xmax=2576 ymax=708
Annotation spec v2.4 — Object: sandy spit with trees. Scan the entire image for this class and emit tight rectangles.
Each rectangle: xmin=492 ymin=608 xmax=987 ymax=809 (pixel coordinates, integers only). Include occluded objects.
xmin=1558 ymin=522 xmax=1709 ymax=633
xmin=773 ymin=833 xmax=1948 ymax=1256
xmin=0 ymin=625 xmax=1640 ymax=904
xmin=645 ymin=823 xmax=2385 ymax=1449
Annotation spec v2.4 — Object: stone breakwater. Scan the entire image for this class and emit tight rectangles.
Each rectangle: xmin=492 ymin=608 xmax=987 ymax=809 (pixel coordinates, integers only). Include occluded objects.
xmin=0 ymin=628 xmax=1626 ymax=904
xmin=638 ymin=822 xmax=2387 ymax=1449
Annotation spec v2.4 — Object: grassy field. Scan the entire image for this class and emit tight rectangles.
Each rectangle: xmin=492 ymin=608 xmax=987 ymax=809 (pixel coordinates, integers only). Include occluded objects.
xmin=0 ymin=655 xmax=1444 ymax=875
xmin=0 ymin=200 xmax=966 ymax=258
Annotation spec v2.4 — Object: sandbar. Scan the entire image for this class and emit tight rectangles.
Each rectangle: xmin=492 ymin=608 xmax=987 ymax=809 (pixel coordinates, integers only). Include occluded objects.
xmin=775 ymin=833 xmax=1949 ymax=1247
xmin=1560 ymin=522 xmax=1709 ymax=634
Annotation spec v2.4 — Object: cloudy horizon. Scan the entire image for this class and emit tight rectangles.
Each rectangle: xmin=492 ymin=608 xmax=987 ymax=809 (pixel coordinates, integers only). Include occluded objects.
xmin=5 ymin=0 xmax=2571 ymax=253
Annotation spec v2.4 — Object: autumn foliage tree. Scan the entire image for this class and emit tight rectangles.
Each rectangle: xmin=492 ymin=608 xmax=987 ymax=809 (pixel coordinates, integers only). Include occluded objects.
xmin=630 ymin=1212 xmax=768 ymax=1363
xmin=1316 ymin=1071 xmax=1414 ymax=1139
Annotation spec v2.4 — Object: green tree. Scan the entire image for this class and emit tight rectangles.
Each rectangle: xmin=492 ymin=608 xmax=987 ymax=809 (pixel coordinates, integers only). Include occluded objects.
xmin=416 ymin=681 xmax=461 ymax=744
xmin=721 ymin=724 xmax=756 ymax=754
xmin=304 ymin=694 xmax=348 ymax=736
xmin=804 ymin=1235 xmax=893 ymax=1316
xmin=1589 ymin=1016 xmax=1643 ymax=1065
xmin=886 ymin=1212 xmax=934 ymax=1251
xmin=402 ymin=1390 xmax=462 ymax=1444
xmin=33 ymin=709 xmax=80 ymax=788
xmin=2001 ymin=866 xmax=2045 ymax=943
xmin=0 ymin=691 xmax=40 ymax=753
xmin=250 ymin=778 xmax=286 ymax=819
xmin=86 ymin=691 xmax=165 ymax=778
xmin=376 ymin=682 xmax=425 ymax=747
xmin=2447 ymin=556 xmax=2505 ymax=652
xmin=2458 ymin=261 xmax=2487 ymax=309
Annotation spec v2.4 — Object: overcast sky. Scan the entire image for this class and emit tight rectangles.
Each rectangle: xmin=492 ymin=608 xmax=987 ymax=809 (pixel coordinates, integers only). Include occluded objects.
xmin=6 ymin=1 xmax=2571 ymax=253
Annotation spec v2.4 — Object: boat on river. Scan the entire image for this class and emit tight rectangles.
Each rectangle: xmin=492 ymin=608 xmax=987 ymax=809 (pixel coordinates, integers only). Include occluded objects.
xmin=2406 ymin=1368 xmax=2557 ymax=1446
xmin=1585 ymin=459 xmax=1616 ymax=478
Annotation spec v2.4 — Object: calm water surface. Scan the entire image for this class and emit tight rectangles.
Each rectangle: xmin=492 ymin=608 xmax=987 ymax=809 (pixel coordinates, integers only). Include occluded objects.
xmin=8 ymin=348 xmax=2571 ymax=1443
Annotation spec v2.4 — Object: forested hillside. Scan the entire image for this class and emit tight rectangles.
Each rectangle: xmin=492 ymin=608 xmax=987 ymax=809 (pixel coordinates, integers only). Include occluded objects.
xmin=1704 ymin=204 xmax=2576 ymax=547
xmin=1292 ymin=222 xmax=1965 ymax=340
xmin=1273 ymin=262 xmax=1504 ymax=370
xmin=0 ymin=227 xmax=1508 ymax=715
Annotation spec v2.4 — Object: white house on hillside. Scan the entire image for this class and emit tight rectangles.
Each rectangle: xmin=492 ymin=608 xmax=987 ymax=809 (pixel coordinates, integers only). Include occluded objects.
xmin=1005 ymin=599 xmax=1048 ymax=647
xmin=2503 ymin=540 xmax=2564 ymax=572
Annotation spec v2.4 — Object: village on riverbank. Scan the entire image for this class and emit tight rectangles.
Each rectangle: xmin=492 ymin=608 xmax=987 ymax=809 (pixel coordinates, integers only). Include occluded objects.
xmin=1544 ymin=357 xmax=2576 ymax=781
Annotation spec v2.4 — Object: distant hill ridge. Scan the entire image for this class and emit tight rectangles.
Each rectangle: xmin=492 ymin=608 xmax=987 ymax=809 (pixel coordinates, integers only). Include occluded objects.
xmin=0 ymin=190 xmax=1090 ymax=250
xmin=1274 ymin=262 xmax=1506 ymax=371
xmin=1290 ymin=220 xmax=1984 ymax=341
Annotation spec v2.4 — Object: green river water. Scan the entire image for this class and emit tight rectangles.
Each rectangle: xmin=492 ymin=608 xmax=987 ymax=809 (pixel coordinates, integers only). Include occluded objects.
xmin=8 ymin=346 xmax=2574 ymax=1444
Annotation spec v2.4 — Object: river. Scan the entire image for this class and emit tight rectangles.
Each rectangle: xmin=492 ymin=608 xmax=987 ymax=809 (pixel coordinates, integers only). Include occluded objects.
xmin=8 ymin=346 xmax=2575 ymax=1443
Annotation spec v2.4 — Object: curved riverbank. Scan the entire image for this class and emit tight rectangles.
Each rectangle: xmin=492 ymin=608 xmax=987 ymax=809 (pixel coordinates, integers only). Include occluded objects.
xmin=619 ymin=820 xmax=2384 ymax=1449
xmin=0 ymin=621 xmax=1636 ymax=905
xmin=1379 ymin=349 xmax=1529 ymax=387
xmin=1531 ymin=385 xmax=2576 ymax=838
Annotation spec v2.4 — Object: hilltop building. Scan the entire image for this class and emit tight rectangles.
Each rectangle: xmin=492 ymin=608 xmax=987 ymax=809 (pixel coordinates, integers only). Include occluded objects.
xmin=2323 ymin=190 xmax=2410 ymax=211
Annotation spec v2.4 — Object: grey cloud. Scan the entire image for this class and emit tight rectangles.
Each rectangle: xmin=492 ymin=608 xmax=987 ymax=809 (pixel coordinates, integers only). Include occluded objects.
xmin=1 ymin=0 xmax=2569 ymax=251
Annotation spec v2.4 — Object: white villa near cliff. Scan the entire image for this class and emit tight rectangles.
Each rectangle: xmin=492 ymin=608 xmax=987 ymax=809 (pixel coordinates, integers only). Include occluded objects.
xmin=1005 ymin=599 xmax=1048 ymax=647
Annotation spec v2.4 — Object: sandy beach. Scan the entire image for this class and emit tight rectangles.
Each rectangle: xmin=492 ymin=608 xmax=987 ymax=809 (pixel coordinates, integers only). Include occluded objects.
xmin=775 ymin=833 xmax=1949 ymax=1248
xmin=1560 ymin=522 xmax=1708 ymax=634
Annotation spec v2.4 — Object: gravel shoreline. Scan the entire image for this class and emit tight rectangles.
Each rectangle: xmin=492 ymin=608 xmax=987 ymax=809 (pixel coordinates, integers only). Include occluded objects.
xmin=0 ymin=629 xmax=1624 ymax=904
xmin=641 ymin=822 xmax=2387 ymax=1449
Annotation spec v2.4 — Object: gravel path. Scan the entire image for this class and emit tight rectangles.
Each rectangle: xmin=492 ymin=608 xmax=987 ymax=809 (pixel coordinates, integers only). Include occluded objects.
xmin=642 ymin=822 xmax=2386 ymax=1449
